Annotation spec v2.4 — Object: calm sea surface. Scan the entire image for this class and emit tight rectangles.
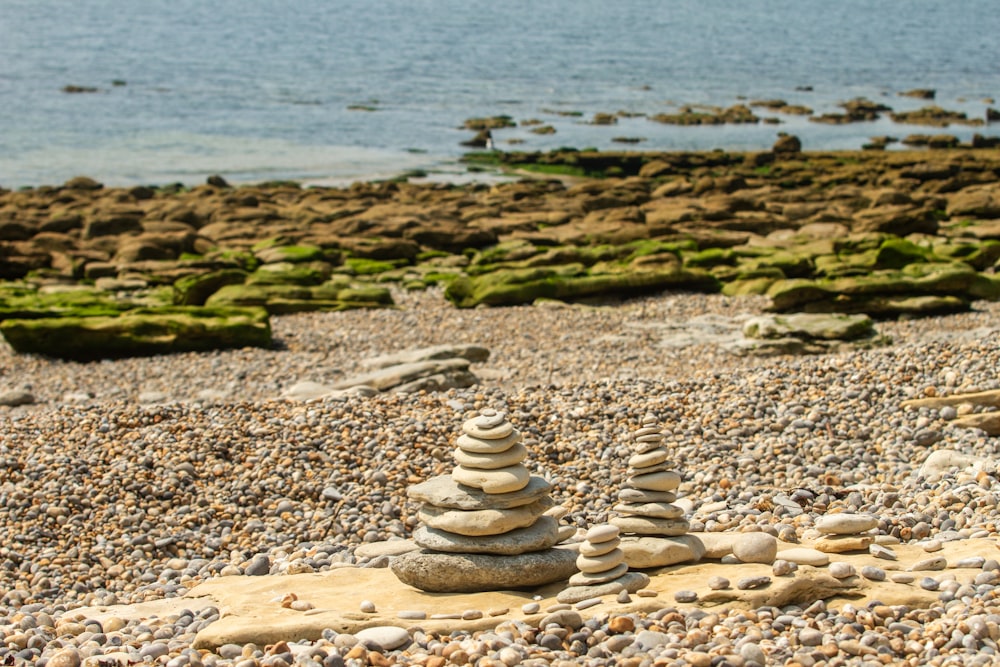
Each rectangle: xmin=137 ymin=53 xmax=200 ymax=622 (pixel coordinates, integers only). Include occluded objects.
xmin=1 ymin=0 xmax=999 ymax=187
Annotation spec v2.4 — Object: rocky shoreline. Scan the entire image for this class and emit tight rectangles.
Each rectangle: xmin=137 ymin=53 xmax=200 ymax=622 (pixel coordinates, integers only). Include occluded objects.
xmin=3 ymin=150 xmax=1000 ymax=665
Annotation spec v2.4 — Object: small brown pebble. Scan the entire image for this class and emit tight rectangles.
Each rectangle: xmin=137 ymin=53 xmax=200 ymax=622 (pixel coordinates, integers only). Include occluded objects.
xmin=368 ymin=650 xmax=391 ymax=667
xmin=462 ymin=609 xmax=483 ymax=620
xmin=345 ymin=645 xmax=368 ymax=661
xmin=608 ymin=615 xmax=635 ymax=633
xmin=487 ymin=607 xmax=509 ymax=617
xmin=636 ymin=589 xmax=658 ymax=597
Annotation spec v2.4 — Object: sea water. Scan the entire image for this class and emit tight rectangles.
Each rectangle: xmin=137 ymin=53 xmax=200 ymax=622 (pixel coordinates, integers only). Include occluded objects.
xmin=1 ymin=0 xmax=998 ymax=187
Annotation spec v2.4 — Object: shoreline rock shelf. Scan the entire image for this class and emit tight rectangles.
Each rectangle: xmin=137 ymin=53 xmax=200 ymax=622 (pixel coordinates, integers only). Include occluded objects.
xmin=390 ymin=409 xmax=576 ymax=592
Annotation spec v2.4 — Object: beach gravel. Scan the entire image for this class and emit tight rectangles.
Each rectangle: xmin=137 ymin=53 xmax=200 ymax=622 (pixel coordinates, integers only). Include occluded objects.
xmin=2 ymin=288 xmax=1000 ymax=664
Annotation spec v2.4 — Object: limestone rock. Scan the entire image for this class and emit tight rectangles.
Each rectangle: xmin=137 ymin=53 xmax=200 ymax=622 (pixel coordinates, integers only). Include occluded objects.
xmin=815 ymin=534 xmax=875 ymax=554
xmin=777 ymin=547 xmax=831 ymax=567
xmin=362 ymin=344 xmax=490 ymax=369
xmin=732 ymin=532 xmax=778 ymax=564
xmin=620 ymin=535 xmax=706 ymax=569
xmin=412 ymin=516 xmax=561 ymax=555
xmin=417 ymin=497 xmax=553 ymax=537
xmin=407 ymin=475 xmax=551 ymax=510
xmin=329 ymin=358 xmax=477 ymax=393
xmin=390 ymin=549 xmax=577 ymax=593
xmin=610 ymin=516 xmax=689 ymax=536
xmin=815 ymin=514 xmax=878 ymax=535
xmin=452 ymin=463 xmax=530 ymax=494
xmin=556 ymin=572 xmax=651 ymax=604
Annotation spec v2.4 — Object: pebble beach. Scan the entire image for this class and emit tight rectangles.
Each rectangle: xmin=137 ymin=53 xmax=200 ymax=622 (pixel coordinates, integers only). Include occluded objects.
xmin=4 ymin=287 xmax=1000 ymax=666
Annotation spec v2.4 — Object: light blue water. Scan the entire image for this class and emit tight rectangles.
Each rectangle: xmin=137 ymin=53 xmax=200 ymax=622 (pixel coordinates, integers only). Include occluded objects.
xmin=1 ymin=0 xmax=999 ymax=187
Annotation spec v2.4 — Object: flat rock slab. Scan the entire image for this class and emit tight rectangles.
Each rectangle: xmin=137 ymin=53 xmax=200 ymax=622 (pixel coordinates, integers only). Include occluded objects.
xmin=66 ymin=539 xmax=999 ymax=651
xmin=407 ymin=474 xmax=551 ymax=510
xmin=414 ymin=516 xmax=560 ymax=555
xmin=390 ymin=548 xmax=578 ymax=593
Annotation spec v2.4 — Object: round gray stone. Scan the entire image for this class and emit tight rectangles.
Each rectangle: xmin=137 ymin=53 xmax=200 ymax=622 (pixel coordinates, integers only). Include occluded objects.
xmin=390 ymin=548 xmax=577 ymax=593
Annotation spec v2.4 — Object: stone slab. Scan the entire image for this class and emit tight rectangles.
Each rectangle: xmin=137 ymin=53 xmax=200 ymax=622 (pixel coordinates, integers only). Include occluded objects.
xmin=66 ymin=539 xmax=1000 ymax=652
xmin=407 ymin=474 xmax=551 ymax=510
xmin=412 ymin=516 xmax=560 ymax=555
xmin=390 ymin=548 xmax=578 ymax=593
xmin=417 ymin=497 xmax=552 ymax=537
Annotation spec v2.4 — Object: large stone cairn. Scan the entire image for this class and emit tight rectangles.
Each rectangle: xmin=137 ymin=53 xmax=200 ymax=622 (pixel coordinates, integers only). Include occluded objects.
xmin=390 ymin=408 xmax=577 ymax=593
xmin=613 ymin=413 xmax=703 ymax=568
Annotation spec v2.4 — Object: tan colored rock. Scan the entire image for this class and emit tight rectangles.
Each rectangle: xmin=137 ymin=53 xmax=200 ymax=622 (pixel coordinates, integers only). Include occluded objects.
xmin=576 ymin=549 xmax=625 ymax=574
xmin=613 ymin=502 xmax=684 ymax=520
xmin=407 ymin=475 xmax=550 ymax=510
xmin=413 ymin=516 xmax=560 ymax=555
xmin=453 ymin=443 xmax=527 ymax=469
xmin=417 ymin=498 xmax=553 ymax=537
xmin=452 ymin=464 xmax=530 ymax=494
xmin=628 ymin=470 xmax=681 ymax=492
xmin=777 ymin=547 xmax=830 ymax=567
xmin=814 ymin=534 xmax=874 ymax=554
xmin=579 ymin=537 xmax=621 ymax=557
xmin=456 ymin=431 xmax=521 ymax=454
xmin=610 ymin=516 xmax=689 ymax=536
xmin=620 ymin=535 xmax=706 ymax=568
xmin=568 ymin=562 xmax=629 ymax=586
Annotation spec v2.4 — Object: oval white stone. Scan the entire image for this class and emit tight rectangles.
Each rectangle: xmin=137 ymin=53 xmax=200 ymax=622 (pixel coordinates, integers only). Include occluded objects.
xmin=452 ymin=464 xmax=530 ymax=494
xmin=454 ymin=443 xmax=527 ymax=469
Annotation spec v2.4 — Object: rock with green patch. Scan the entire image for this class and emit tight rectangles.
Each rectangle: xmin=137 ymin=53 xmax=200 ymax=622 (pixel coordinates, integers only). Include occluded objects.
xmin=743 ymin=313 xmax=875 ymax=341
xmin=253 ymin=244 xmax=332 ymax=264
xmin=0 ymin=306 xmax=271 ymax=360
xmin=173 ymin=269 xmax=248 ymax=306
xmin=444 ymin=265 xmax=719 ymax=308
xmin=247 ymin=261 xmax=332 ymax=286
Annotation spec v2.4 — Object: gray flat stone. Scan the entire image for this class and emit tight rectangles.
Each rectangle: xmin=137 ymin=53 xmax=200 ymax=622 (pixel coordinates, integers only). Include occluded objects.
xmin=362 ymin=344 xmax=490 ymax=369
xmin=407 ymin=474 xmax=551 ymax=510
xmin=556 ymin=572 xmax=651 ymax=604
xmin=413 ymin=516 xmax=561 ymax=555
xmin=390 ymin=548 xmax=577 ymax=593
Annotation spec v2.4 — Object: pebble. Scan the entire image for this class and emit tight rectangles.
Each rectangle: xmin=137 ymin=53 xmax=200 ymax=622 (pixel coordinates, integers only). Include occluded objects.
xmin=733 ymin=532 xmax=778 ymax=564
xmin=708 ymin=576 xmax=730 ymax=590
xmin=736 ymin=575 xmax=771 ymax=590
xmin=829 ymin=562 xmax=856 ymax=579
xmin=359 ymin=600 xmax=377 ymax=614
xmin=674 ymin=590 xmax=698 ymax=603
xmin=772 ymin=559 xmax=797 ymax=576
xmin=1 ymin=288 xmax=1000 ymax=666
xmin=861 ymin=565 xmax=886 ymax=581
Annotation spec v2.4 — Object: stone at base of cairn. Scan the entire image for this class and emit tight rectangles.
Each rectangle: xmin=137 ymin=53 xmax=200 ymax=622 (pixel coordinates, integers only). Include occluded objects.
xmin=619 ymin=535 xmax=706 ymax=569
xmin=391 ymin=548 xmax=577 ymax=593
xmin=556 ymin=572 xmax=651 ymax=604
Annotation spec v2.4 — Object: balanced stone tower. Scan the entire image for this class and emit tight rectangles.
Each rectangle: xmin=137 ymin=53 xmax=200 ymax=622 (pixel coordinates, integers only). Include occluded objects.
xmin=391 ymin=408 xmax=577 ymax=592
xmin=613 ymin=413 xmax=703 ymax=568
xmin=557 ymin=524 xmax=650 ymax=603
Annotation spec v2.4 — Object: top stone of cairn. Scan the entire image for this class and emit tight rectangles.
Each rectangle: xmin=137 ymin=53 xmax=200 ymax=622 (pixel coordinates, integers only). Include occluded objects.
xmin=452 ymin=409 xmax=531 ymax=494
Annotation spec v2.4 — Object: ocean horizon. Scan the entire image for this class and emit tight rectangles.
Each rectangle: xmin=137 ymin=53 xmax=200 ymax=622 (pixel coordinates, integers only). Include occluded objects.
xmin=1 ymin=0 xmax=999 ymax=188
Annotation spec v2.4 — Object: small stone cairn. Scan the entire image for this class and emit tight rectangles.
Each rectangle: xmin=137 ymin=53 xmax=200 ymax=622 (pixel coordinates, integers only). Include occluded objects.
xmin=391 ymin=409 xmax=577 ymax=593
xmin=612 ymin=413 xmax=702 ymax=568
xmin=813 ymin=513 xmax=879 ymax=554
xmin=557 ymin=524 xmax=649 ymax=603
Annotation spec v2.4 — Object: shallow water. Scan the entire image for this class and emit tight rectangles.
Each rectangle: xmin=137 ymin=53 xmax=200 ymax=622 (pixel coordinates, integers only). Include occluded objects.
xmin=1 ymin=0 xmax=998 ymax=186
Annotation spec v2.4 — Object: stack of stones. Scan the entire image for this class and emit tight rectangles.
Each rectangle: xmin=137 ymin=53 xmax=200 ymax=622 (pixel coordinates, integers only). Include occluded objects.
xmin=813 ymin=513 xmax=879 ymax=554
xmin=557 ymin=524 xmax=649 ymax=603
xmin=613 ymin=414 xmax=704 ymax=568
xmin=391 ymin=409 xmax=577 ymax=593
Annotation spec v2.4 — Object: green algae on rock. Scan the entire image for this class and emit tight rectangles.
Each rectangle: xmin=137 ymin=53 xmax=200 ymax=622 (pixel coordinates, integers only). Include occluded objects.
xmin=0 ymin=306 xmax=271 ymax=360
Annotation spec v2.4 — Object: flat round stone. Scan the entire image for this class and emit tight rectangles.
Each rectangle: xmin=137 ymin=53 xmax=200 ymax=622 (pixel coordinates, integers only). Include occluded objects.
xmin=611 ymin=516 xmax=689 ymax=536
xmin=776 ymin=547 xmax=830 ymax=567
xmin=408 ymin=474 xmax=550 ymax=510
xmin=413 ymin=516 xmax=560 ymax=555
xmin=454 ymin=443 xmax=527 ymax=469
xmin=391 ymin=549 xmax=577 ymax=593
xmin=732 ymin=532 xmax=777 ymax=564
xmin=418 ymin=497 xmax=553 ymax=537
xmin=577 ymin=548 xmax=625 ymax=573
xmin=579 ymin=537 xmax=621 ymax=557
xmin=628 ymin=449 xmax=669 ymax=469
xmin=457 ymin=431 xmax=520 ymax=454
xmin=628 ymin=470 xmax=681 ymax=492
xmin=815 ymin=513 xmax=878 ymax=535
xmin=557 ymin=572 xmax=650 ymax=605
xmin=634 ymin=432 xmax=664 ymax=442
xmin=613 ymin=502 xmax=684 ymax=520
xmin=618 ymin=489 xmax=677 ymax=504
xmin=585 ymin=524 xmax=621 ymax=543
xmin=568 ymin=562 xmax=629 ymax=586
xmin=463 ymin=416 xmax=515 ymax=440
xmin=453 ymin=464 xmax=530 ymax=494
xmin=474 ymin=409 xmax=506 ymax=429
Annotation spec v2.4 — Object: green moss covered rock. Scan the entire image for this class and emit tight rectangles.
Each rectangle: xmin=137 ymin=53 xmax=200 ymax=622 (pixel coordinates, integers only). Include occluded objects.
xmin=444 ymin=265 xmax=719 ymax=308
xmin=173 ymin=269 xmax=249 ymax=306
xmin=0 ymin=306 xmax=271 ymax=360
